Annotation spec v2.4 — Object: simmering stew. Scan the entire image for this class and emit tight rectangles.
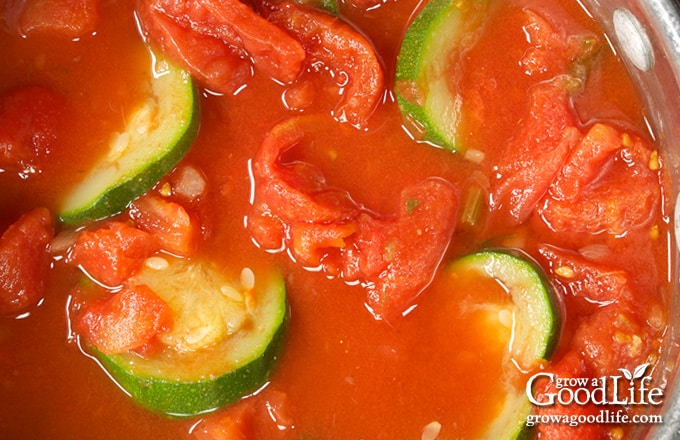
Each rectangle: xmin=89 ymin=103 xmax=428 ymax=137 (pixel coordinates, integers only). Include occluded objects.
xmin=0 ymin=0 xmax=671 ymax=438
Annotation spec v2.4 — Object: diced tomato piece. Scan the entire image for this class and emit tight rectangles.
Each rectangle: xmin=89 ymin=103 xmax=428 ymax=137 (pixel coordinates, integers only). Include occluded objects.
xmin=261 ymin=390 xmax=295 ymax=431
xmin=249 ymin=117 xmax=458 ymax=321
xmin=193 ymin=0 xmax=305 ymax=83
xmin=129 ymin=195 xmax=198 ymax=256
xmin=247 ymin=214 xmax=286 ymax=251
xmin=3 ymin=0 xmax=97 ymax=38
xmin=519 ymin=9 xmax=598 ymax=79
xmin=0 ymin=207 xmax=53 ymax=315
xmin=539 ymin=124 xmax=660 ymax=235
xmin=538 ymin=245 xmax=629 ymax=315
xmin=0 ymin=86 xmax=66 ymax=176
xmin=539 ymin=244 xmax=663 ymax=379
xmin=137 ymin=0 xmax=305 ymax=91
xmin=136 ymin=0 xmax=252 ymax=95
xmin=572 ymin=300 xmax=659 ymax=379
xmin=281 ymin=80 xmax=315 ymax=111
xmin=267 ymin=1 xmax=384 ymax=128
xmin=68 ymin=222 xmax=159 ymax=287
xmin=532 ymin=351 xmax=605 ymax=440
xmin=547 ymin=124 xmax=622 ymax=202
xmin=254 ymin=118 xmax=360 ymax=224
xmin=290 ymin=221 xmax=357 ymax=268
xmin=490 ymin=78 xmax=580 ymax=225
xmin=356 ymin=178 xmax=458 ymax=320
xmin=77 ymin=283 xmax=172 ymax=354
xmin=193 ymin=399 xmax=256 ymax=440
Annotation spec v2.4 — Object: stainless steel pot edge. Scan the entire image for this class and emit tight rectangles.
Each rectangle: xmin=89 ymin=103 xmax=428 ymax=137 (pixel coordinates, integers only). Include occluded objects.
xmin=581 ymin=1 xmax=680 ymax=438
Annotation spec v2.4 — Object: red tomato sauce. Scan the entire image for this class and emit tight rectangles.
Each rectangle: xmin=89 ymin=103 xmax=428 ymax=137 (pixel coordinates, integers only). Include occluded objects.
xmin=0 ymin=0 xmax=671 ymax=439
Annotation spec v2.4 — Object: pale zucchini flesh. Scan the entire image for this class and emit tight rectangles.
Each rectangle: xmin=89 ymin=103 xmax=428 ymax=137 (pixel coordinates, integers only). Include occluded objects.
xmin=59 ymin=51 xmax=199 ymax=225
xmin=93 ymin=257 xmax=288 ymax=417
xmin=395 ymin=0 xmax=487 ymax=150
xmin=448 ymin=249 xmax=560 ymax=439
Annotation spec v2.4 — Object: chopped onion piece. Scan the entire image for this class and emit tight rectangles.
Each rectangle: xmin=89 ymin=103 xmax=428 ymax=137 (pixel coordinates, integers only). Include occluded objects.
xmin=578 ymin=243 xmax=610 ymax=261
xmin=421 ymin=421 xmax=442 ymax=440
xmin=144 ymin=256 xmax=170 ymax=271
xmin=464 ymin=147 xmax=485 ymax=164
xmin=50 ymin=228 xmax=79 ymax=256
xmin=174 ymin=165 xmax=206 ymax=200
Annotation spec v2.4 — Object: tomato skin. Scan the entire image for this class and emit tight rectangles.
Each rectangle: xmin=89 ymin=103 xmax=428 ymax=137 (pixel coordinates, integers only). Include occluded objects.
xmin=77 ymin=283 xmax=172 ymax=355
xmin=267 ymin=1 xmax=384 ymax=128
xmin=129 ymin=195 xmax=198 ymax=257
xmin=193 ymin=400 xmax=256 ymax=440
xmin=0 ymin=86 xmax=66 ymax=176
xmin=0 ymin=207 xmax=54 ymax=315
xmin=4 ymin=0 xmax=97 ymax=38
xmin=68 ymin=222 xmax=159 ymax=287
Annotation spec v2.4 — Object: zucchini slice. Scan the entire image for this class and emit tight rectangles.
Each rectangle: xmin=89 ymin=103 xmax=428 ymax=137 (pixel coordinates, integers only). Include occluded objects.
xmin=92 ymin=257 xmax=287 ymax=417
xmin=451 ymin=249 xmax=560 ymax=365
xmin=59 ymin=50 xmax=199 ymax=225
xmin=447 ymin=249 xmax=560 ymax=438
xmin=395 ymin=0 xmax=487 ymax=150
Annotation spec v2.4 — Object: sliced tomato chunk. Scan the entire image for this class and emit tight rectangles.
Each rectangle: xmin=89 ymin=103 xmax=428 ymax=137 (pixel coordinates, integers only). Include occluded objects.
xmin=68 ymin=222 xmax=159 ymax=287
xmin=138 ymin=0 xmax=305 ymax=92
xmin=77 ymin=283 xmax=172 ymax=354
xmin=531 ymin=351 xmax=605 ymax=440
xmin=355 ymin=178 xmax=458 ymax=319
xmin=4 ymin=0 xmax=97 ymax=38
xmin=136 ymin=2 xmax=251 ymax=95
xmin=572 ymin=300 xmax=659 ymax=379
xmin=539 ymin=124 xmax=660 ymax=235
xmin=538 ymin=245 xmax=629 ymax=315
xmin=0 ymin=86 xmax=66 ymax=177
xmin=546 ymin=123 xmax=622 ymax=202
xmin=519 ymin=9 xmax=598 ymax=80
xmin=249 ymin=117 xmax=457 ymax=321
xmin=266 ymin=1 xmax=384 ymax=128
xmin=538 ymin=245 xmax=663 ymax=379
xmin=253 ymin=119 xmax=360 ymax=224
xmin=490 ymin=78 xmax=580 ymax=225
xmin=193 ymin=399 xmax=256 ymax=440
xmin=0 ymin=207 xmax=54 ymax=315
xmin=129 ymin=195 xmax=198 ymax=256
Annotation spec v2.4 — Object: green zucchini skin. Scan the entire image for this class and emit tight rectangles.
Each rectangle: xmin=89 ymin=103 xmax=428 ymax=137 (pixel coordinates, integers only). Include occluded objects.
xmin=88 ymin=261 xmax=288 ymax=418
xmin=395 ymin=0 xmax=487 ymax=151
xmin=453 ymin=248 xmax=561 ymax=362
xmin=94 ymin=317 xmax=287 ymax=417
xmin=59 ymin=52 xmax=199 ymax=225
xmin=448 ymin=248 xmax=561 ymax=439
